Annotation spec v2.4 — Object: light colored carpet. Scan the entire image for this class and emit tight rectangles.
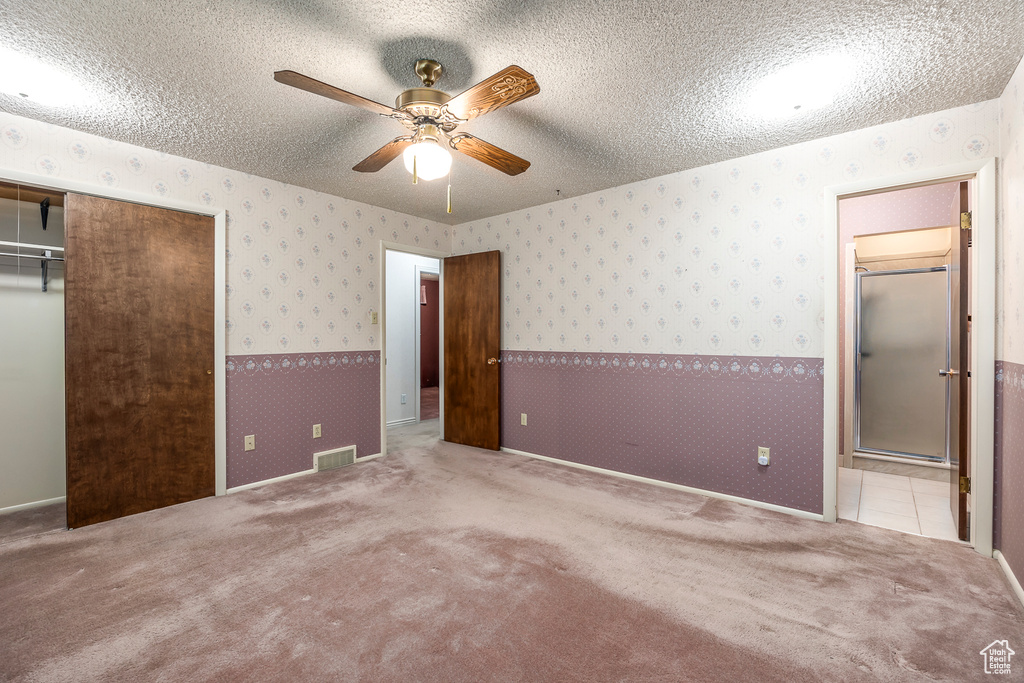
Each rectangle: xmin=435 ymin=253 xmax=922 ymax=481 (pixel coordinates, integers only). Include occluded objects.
xmin=0 ymin=501 xmax=65 ymax=546
xmin=1 ymin=429 xmax=1021 ymax=681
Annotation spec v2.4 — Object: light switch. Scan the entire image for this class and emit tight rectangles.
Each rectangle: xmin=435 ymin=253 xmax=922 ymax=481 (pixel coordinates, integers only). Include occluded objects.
xmin=244 ymin=435 xmax=255 ymax=451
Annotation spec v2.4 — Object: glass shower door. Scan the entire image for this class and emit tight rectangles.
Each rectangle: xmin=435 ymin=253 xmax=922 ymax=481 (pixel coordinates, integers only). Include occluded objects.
xmin=855 ymin=268 xmax=949 ymax=461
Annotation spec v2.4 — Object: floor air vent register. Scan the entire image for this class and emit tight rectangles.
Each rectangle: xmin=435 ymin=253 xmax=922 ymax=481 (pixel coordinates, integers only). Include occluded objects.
xmin=314 ymin=445 xmax=357 ymax=472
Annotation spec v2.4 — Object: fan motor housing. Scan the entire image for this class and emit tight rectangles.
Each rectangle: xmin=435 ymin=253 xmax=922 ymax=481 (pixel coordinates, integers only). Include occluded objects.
xmin=397 ymin=87 xmax=451 ymax=118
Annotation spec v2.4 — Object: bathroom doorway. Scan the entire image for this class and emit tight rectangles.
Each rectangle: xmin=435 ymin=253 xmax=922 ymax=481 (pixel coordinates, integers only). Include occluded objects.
xmin=836 ymin=180 xmax=971 ymax=541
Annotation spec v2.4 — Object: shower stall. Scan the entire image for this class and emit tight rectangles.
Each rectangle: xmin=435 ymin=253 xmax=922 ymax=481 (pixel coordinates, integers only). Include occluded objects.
xmin=855 ymin=267 xmax=950 ymax=462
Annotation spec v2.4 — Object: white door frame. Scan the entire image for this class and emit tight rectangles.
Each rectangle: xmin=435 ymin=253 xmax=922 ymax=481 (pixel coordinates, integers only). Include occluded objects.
xmin=823 ymin=158 xmax=996 ymax=556
xmin=413 ymin=265 xmax=439 ymax=423
xmin=379 ymin=241 xmax=447 ymax=457
xmin=0 ymin=166 xmax=228 ymax=497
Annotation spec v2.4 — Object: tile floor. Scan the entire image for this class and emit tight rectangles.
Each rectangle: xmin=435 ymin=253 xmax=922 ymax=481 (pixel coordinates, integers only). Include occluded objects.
xmin=838 ymin=467 xmax=961 ymax=541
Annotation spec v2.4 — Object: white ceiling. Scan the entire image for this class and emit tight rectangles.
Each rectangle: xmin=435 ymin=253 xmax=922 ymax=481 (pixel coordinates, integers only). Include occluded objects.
xmin=1 ymin=1 xmax=1022 ymax=224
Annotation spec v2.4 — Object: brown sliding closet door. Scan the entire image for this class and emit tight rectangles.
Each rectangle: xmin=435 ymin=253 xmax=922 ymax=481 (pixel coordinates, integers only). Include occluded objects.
xmin=65 ymin=193 xmax=215 ymax=528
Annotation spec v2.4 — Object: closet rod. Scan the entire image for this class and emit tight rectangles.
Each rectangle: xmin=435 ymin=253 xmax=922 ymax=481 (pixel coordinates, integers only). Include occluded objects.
xmin=0 ymin=252 xmax=65 ymax=261
xmin=0 ymin=250 xmax=63 ymax=292
xmin=0 ymin=239 xmax=64 ymax=252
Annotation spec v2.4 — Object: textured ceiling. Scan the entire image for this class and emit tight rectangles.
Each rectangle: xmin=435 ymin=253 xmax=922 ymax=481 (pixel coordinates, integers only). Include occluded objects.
xmin=1 ymin=1 xmax=1022 ymax=224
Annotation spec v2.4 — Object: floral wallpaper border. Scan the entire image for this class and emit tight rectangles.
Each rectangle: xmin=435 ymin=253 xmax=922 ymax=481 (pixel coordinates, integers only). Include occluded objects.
xmin=996 ymin=360 xmax=1024 ymax=398
xmin=501 ymin=351 xmax=823 ymax=383
xmin=226 ymin=351 xmax=379 ymax=375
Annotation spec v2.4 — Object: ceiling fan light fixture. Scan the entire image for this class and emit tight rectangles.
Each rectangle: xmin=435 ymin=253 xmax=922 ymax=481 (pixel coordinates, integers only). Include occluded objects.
xmin=403 ymin=140 xmax=451 ymax=181
xmin=276 ymin=62 xmax=538 ymax=182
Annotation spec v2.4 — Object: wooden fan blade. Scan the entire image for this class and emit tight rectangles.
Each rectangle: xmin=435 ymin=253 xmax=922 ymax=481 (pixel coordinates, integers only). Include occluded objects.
xmin=449 ymin=134 xmax=530 ymax=176
xmin=441 ymin=65 xmax=539 ymax=122
xmin=353 ymin=137 xmax=414 ymax=173
xmin=274 ymin=70 xmax=411 ymax=122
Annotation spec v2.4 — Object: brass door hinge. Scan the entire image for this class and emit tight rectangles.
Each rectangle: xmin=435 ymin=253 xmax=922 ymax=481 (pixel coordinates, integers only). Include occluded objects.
xmin=961 ymin=211 xmax=973 ymax=247
xmin=959 ymin=476 xmax=971 ymax=494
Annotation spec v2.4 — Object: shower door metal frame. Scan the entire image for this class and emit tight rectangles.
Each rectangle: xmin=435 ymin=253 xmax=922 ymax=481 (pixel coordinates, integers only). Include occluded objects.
xmin=854 ymin=266 xmax=950 ymax=463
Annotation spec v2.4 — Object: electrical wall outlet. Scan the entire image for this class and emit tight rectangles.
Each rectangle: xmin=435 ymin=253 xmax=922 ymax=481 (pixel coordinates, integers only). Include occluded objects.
xmin=757 ymin=446 xmax=770 ymax=466
xmin=401 ymin=393 xmax=407 ymax=405
xmin=371 ymin=311 xmax=378 ymax=324
xmin=521 ymin=413 xmax=528 ymax=426
xmin=244 ymin=435 xmax=255 ymax=451
xmin=313 ymin=424 xmax=322 ymax=438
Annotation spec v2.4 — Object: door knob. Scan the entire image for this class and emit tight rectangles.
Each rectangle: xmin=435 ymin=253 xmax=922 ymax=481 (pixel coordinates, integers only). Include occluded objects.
xmin=487 ymin=357 xmax=498 ymax=365
xmin=938 ymin=368 xmax=959 ymax=377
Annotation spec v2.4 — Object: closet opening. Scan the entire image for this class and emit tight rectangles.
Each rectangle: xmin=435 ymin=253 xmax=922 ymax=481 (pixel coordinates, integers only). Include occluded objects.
xmin=0 ymin=174 xmax=227 ymax=536
xmin=0 ymin=180 xmax=67 ymax=541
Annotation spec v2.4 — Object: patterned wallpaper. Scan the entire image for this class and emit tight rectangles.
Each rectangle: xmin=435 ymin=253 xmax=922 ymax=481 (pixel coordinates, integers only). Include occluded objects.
xmin=996 ymin=55 xmax=1024 ymax=592
xmin=226 ymin=352 xmax=381 ymax=488
xmin=452 ymin=101 xmax=999 ymax=358
xmin=0 ymin=113 xmax=451 ymax=356
xmin=1000 ymin=56 xmax=1024 ymax=365
xmin=0 ymin=99 xmax=1004 ymax=361
xmin=995 ymin=361 xmax=1024 ymax=576
xmin=501 ymin=351 xmax=825 ymax=513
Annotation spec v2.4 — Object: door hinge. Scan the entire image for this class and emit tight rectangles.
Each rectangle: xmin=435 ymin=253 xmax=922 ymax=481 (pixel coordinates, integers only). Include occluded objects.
xmin=959 ymin=476 xmax=971 ymax=494
xmin=961 ymin=211 xmax=972 ymax=247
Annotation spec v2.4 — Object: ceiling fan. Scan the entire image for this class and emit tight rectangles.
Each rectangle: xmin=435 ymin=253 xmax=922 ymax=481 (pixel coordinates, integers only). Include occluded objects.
xmin=274 ymin=60 xmax=539 ymax=183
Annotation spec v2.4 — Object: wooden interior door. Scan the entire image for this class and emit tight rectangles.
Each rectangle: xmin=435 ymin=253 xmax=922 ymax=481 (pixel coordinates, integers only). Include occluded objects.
xmin=949 ymin=181 xmax=970 ymax=540
xmin=443 ymin=250 xmax=501 ymax=450
xmin=65 ymin=193 xmax=215 ymax=528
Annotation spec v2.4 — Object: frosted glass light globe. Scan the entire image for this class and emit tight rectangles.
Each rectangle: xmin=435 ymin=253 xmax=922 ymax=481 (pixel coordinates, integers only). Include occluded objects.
xmin=403 ymin=141 xmax=452 ymax=181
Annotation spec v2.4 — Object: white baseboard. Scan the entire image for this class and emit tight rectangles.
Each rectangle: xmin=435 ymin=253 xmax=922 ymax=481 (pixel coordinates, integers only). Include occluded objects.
xmin=386 ymin=417 xmax=417 ymax=428
xmin=501 ymin=447 xmax=825 ymax=522
xmin=226 ymin=468 xmax=316 ymax=494
xmin=0 ymin=496 xmax=66 ymax=515
xmin=995 ymin=550 xmax=1024 ymax=608
xmin=356 ymin=452 xmax=384 ymax=462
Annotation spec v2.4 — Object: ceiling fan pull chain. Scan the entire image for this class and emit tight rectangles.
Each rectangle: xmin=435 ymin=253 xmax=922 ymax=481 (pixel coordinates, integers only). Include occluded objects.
xmin=412 ymin=154 xmax=418 ymax=184
xmin=447 ymin=177 xmax=452 ymax=215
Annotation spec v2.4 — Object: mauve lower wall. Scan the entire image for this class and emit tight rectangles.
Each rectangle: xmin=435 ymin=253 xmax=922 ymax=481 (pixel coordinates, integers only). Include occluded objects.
xmin=226 ymin=352 xmax=380 ymax=489
xmin=501 ymin=352 xmax=824 ymax=514
xmin=995 ymin=361 xmax=1024 ymax=575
